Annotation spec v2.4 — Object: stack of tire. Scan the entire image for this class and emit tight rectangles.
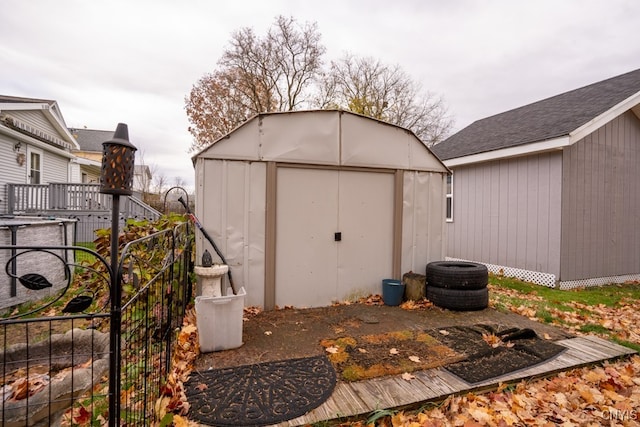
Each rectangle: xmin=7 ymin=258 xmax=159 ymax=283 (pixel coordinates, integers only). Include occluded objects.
xmin=425 ymin=261 xmax=489 ymax=311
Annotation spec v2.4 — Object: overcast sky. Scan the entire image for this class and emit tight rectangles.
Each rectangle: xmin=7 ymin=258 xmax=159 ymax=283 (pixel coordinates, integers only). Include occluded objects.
xmin=1 ymin=0 xmax=639 ymax=191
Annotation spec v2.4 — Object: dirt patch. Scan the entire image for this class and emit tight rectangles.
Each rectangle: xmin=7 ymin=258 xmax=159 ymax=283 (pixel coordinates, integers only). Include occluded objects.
xmin=320 ymin=330 xmax=462 ymax=381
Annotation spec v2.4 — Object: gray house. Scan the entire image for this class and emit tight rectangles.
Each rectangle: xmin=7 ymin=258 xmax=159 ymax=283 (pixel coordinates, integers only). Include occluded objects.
xmin=0 ymin=95 xmax=81 ymax=214
xmin=432 ymin=68 xmax=640 ymax=289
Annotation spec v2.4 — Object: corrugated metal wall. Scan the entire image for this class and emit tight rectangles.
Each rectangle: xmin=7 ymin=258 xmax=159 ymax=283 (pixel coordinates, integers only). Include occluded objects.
xmin=401 ymin=171 xmax=446 ymax=274
xmin=560 ymin=111 xmax=640 ymax=281
xmin=446 ymin=152 xmax=563 ymax=278
xmin=196 ymin=158 xmax=267 ymax=307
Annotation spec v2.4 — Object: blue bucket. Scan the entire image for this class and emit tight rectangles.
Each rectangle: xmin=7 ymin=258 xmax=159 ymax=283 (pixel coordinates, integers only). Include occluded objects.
xmin=382 ymin=279 xmax=404 ymax=306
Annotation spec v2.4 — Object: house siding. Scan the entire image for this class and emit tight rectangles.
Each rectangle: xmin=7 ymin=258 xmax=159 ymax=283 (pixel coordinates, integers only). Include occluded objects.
xmin=0 ymin=136 xmax=29 ymax=213
xmin=560 ymin=111 xmax=640 ymax=281
xmin=43 ymin=150 xmax=71 ymax=183
xmin=8 ymin=110 xmax=60 ymax=138
xmin=446 ymin=152 xmax=562 ymax=278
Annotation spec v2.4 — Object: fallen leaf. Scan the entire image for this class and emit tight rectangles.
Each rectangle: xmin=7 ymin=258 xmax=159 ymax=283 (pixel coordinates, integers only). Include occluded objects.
xmin=409 ymin=355 xmax=421 ymax=363
xmin=173 ymin=415 xmax=190 ymax=427
xmin=195 ymin=383 xmax=208 ymax=391
xmin=326 ymin=346 xmax=339 ymax=354
xmin=264 ymin=330 xmax=272 ymax=335
xmin=72 ymin=406 xmax=91 ymax=424
xmin=390 ymin=348 xmax=400 ymax=355
xmin=402 ymin=372 xmax=415 ymax=381
xmin=358 ymin=348 xmax=368 ymax=353
xmin=543 ymin=333 xmax=552 ymax=340
xmin=10 ymin=378 xmax=28 ymax=400
xmin=182 ymin=324 xmax=197 ymax=335
xmin=482 ymin=333 xmax=502 ymax=348
xmin=439 ymin=329 xmax=451 ymax=336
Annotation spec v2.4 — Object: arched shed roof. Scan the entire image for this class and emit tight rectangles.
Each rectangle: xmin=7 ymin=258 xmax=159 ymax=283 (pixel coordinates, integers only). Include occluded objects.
xmin=193 ymin=110 xmax=448 ymax=173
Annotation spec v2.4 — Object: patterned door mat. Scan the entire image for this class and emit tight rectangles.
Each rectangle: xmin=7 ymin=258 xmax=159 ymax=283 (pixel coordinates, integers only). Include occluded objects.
xmin=185 ymin=355 xmax=336 ymax=426
xmin=432 ymin=324 xmax=566 ymax=384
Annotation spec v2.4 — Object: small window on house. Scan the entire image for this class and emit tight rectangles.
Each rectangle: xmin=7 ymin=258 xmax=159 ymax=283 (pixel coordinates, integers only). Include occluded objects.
xmin=28 ymin=149 xmax=42 ymax=184
xmin=446 ymin=173 xmax=453 ymax=222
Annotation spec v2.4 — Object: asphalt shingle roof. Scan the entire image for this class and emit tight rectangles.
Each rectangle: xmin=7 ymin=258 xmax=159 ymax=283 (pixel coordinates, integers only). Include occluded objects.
xmin=0 ymin=95 xmax=55 ymax=104
xmin=432 ymin=68 xmax=640 ymax=161
xmin=69 ymin=128 xmax=114 ymax=152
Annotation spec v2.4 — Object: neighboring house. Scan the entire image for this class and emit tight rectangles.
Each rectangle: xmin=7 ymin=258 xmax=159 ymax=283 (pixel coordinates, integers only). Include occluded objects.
xmin=134 ymin=164 xmax=152 ymax=195
xmin=70 ymin=128 xmax=153 ymax=196
xmin=432 ymin=68 xmax=640 ymax=289
xmin=194 ymin=110 xmax=449 ymax=309
xmin=69 ymin=127 xmax=113 ymax=184
xmin=0 ymin=95 xmax=81 ymax=214
xmin=0 ymin=97 xmax=160 ymax=242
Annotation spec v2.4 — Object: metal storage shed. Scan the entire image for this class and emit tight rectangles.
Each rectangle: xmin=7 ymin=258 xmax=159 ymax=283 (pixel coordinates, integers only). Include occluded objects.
xmin=193 ymin=110 xmax=449 ymax=309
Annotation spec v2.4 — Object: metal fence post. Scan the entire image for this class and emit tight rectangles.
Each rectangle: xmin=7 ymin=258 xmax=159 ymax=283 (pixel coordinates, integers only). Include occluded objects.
xmin=108 ymin=195 xmax=122 ymax=426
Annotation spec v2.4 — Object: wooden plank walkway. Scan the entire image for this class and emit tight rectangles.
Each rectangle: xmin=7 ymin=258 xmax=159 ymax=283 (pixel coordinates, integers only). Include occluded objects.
xmin=274 ymin=336 xmax=636 ymax=426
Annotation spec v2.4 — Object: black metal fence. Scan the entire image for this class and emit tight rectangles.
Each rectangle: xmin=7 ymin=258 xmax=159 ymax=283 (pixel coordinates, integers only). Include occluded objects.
xmin=0 ymin=220 xmax=193 ymax=425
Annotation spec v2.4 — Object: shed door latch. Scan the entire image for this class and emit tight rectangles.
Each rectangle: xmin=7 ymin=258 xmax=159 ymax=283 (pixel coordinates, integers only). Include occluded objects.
xmin=334 ymin=232 xmax=342 ymax=241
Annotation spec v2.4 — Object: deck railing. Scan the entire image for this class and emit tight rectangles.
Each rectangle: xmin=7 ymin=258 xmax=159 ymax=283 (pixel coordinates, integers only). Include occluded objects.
xmin=6 ymin=183 xmax=162 ymax=243
xmin=7 ymin=183 xmax=161 ymax=217
xmin=9 ymin=183 xmax=108 ymax=212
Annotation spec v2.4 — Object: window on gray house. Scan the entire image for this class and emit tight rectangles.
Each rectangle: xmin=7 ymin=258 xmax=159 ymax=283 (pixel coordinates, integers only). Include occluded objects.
xmin=446 ymin=173 xmax=453 ymax=222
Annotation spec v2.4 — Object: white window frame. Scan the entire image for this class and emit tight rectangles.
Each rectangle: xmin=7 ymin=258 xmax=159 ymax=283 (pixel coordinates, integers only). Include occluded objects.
xmin=446 ymin=173 xmax=453 ymax=222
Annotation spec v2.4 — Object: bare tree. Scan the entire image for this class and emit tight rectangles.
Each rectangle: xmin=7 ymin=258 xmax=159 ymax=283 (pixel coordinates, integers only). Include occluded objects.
xmin=185 ymin=15 xmax=325 ymax=151
xmin=152 ymin=173 xmax=168 ymax=195
xmin=316 ymin=55 xmax=453 ymax=145
xmin=186 ymin=17 xmax=452 ymax=149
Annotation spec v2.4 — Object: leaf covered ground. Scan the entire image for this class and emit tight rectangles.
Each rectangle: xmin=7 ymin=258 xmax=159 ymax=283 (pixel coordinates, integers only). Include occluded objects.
xmin=338 ymin=278 xmax=640 ymax=427
xmin=165 ymin=278 xmax=640 ymax=426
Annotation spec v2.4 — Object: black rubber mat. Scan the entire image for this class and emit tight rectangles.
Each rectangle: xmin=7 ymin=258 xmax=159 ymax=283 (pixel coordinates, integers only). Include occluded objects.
xmin=432 ymin=324 xmax=566 ymax=384
xmin=185 ymin=355 xmax=336 ymax=426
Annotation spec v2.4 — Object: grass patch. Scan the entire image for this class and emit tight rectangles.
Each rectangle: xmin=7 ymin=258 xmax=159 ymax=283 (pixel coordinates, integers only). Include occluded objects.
xmin=75 ymin=242 xmax=98 ymax=264
xmin=490 ymin=274 xmax=640 ymax=354
xmin=490 ymin=274 xmax=640 ymax=306
xmin=611 ymin=338 xmax=640 ymax=353
xmin=579 ymin=323 xmax=610 ymax=335
xmin=535 ymin=308 xmax=555 ymax=324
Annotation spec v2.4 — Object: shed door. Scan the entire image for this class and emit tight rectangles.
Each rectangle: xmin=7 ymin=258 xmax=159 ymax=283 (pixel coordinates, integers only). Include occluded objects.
xmin=275 ymin=168 xmax=394 ymax=307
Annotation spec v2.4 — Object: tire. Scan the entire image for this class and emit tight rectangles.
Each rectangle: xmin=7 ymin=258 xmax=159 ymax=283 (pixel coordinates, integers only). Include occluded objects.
xmin=425 ymin=261 xmax=488 ymax=290
xmin=426 ymin=286 xmax=489 ymax=311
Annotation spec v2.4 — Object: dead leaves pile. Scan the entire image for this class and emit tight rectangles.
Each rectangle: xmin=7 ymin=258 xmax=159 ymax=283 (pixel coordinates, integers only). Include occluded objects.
xmin=153 ymin=307 xmax=199 ymax=426
xmin=490 ymin=284 xmax=640 ymax=345
xmin=338 ymin=284 xmax=640 ymax=426
xmin=344 ymin=355 xmax=640 ymax=426
xmin=332 ymin=294 xmax=434 ymax=310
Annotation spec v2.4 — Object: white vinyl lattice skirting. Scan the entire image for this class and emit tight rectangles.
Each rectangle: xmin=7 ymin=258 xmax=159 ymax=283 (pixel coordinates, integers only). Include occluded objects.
xmin=446 ymin=258 xmax=640 ymax=289
xmin=446 ymin=258 xmax=557 ymax=287
xmin=558 ymin=273 xmax=640 ymax=290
